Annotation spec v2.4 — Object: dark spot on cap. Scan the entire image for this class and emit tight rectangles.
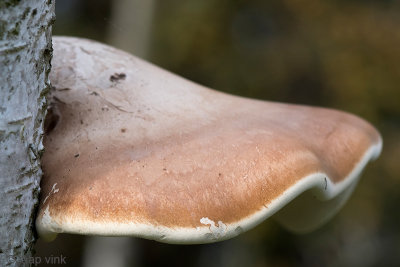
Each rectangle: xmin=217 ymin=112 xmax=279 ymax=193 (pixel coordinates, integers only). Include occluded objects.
xmin=110 ymin=73 xmax=126 ymax=82
xmin=120 ymin=128 xmax=127 ymax=133
xmin=74 ymin=153 xmax=80 ymax=158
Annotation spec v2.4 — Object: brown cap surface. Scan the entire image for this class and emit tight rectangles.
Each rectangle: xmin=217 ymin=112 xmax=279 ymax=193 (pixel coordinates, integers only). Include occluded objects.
xmin=36 ymin=37 xmax=382 ymax=243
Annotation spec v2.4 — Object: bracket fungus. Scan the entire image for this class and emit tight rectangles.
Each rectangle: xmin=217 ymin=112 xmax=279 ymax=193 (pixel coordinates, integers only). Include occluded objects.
xmin=36 ymin=37 xmax=382 ymax=244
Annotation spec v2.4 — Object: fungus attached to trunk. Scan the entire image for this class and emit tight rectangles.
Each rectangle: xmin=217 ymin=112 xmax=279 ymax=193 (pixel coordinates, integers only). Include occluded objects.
xmin=36 ymin=37 xmax=382 ymax=244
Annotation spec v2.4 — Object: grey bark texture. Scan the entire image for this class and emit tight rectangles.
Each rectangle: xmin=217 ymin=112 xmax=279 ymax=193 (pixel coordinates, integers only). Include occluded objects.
xmin=0 ymin=1 xmax=55 ymax=266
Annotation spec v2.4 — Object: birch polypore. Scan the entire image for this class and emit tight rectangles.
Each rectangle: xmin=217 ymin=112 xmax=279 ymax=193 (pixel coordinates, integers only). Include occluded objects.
xmin=36 ymin=37 xmax=382 ymax=244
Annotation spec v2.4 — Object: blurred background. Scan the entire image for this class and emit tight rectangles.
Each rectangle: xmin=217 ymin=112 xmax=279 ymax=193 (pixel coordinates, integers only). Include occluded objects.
xmin=35 ymin=0 xmax=400 ymax=266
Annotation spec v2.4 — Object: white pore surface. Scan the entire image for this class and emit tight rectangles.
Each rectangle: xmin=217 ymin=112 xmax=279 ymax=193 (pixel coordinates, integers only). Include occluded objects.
xmin=37 ymin=139 xmax=381 ymax=244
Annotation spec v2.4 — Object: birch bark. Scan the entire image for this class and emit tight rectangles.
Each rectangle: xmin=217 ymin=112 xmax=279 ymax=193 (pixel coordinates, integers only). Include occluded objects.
xmin=0 ymin=1 xmax=55 ymax=266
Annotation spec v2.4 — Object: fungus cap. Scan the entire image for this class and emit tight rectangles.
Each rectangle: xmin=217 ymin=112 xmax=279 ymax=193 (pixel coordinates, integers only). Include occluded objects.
xmin=36 ymin=37 xmax=382 ymax=244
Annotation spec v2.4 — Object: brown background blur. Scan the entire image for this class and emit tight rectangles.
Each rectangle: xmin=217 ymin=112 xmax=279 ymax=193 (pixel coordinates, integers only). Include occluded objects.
xmin=35 ymin=0 xmax=400 ymax=266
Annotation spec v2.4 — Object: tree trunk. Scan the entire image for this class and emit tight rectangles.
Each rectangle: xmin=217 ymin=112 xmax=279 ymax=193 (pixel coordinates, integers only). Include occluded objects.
xmin=0 ymin=1 xmax=55 ymax=266
xmin=107 ymin=0 xmax=155 ymax=58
